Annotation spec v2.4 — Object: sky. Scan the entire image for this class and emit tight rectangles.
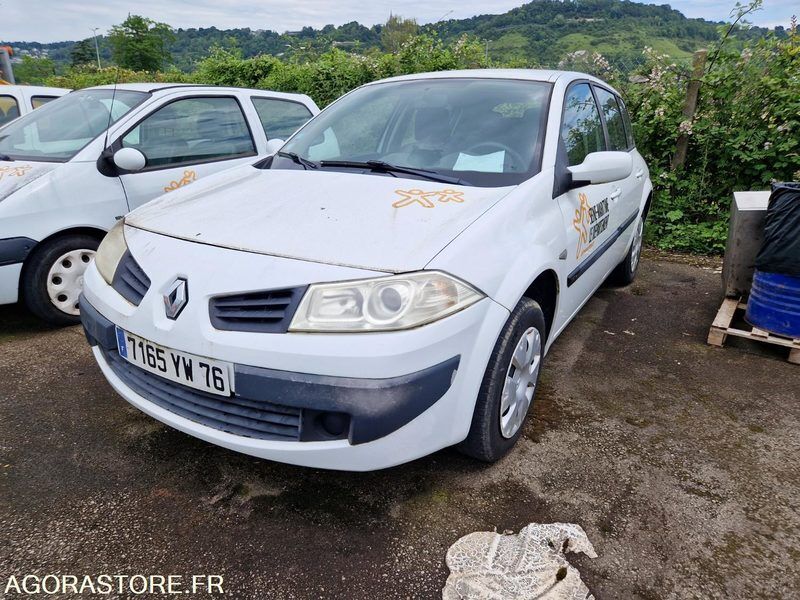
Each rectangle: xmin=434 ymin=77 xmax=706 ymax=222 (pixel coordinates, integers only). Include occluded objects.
xmin=2 ymin=0 xmax=796 ymax=43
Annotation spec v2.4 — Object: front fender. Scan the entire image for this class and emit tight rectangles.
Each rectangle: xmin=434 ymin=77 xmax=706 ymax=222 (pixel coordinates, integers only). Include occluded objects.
xmin=426 ymin=172 xmax=566 ymax=320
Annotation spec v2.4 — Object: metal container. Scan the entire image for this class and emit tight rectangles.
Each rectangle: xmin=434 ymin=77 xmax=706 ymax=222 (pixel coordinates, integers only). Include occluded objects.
xmin=722 ymin=191 xmax=770 ymax=297
xmin=746 ymin=270 xmax=800 ymax=338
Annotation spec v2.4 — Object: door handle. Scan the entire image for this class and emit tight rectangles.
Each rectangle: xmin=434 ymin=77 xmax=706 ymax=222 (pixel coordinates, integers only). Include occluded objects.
xmin=609 ymin=188 xmax=622 ymax=201
xmin=635 ymin=169 xmax=644 ymax=179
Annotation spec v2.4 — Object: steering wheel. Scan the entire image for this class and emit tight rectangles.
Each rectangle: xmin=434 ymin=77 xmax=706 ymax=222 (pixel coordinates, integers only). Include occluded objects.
xmin=464 ymin=142 xmax=526 ymax=171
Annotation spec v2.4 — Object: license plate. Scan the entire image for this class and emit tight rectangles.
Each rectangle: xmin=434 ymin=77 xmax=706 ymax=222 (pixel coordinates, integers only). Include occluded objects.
xmin=116 ymin=328 xmax=233 ymax=396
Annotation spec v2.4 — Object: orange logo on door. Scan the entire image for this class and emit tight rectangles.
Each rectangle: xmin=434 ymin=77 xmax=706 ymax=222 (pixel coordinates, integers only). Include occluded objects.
xmin=164 ymin=170 xmax=197 ymax=193
xmin=572 ymin=192 xmax=610 ymax=260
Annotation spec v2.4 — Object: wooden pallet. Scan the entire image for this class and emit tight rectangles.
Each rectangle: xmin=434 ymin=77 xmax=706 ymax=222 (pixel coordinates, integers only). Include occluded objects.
xmin=708 ymin=297 xmax=800 ymax=364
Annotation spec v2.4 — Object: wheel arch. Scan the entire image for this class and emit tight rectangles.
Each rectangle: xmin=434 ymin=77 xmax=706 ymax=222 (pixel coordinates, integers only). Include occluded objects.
xmin=20 ymin=226 xmax=108 ymax=291
xmin=522 ymin=269 xmax=559 ymax=343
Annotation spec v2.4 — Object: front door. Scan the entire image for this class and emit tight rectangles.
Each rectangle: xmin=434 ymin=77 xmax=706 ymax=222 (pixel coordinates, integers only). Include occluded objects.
xmin=115 ymin=95 xmax=258 ymax=210
xmin=555 ymin=82 xmax=620 ymax=320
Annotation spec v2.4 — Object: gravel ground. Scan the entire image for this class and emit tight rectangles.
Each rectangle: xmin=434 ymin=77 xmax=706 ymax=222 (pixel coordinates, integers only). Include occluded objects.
xmin=2 ymin=255 xmax=799 ymax=599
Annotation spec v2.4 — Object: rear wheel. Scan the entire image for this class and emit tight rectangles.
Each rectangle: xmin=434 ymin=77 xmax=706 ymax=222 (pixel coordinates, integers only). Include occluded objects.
xmin=611 ymin=214 xmax=644 ymax=285
xmin=22 ymin=235 xmax=99 ymax=326
xmin=459 ymin=297 xmax=546 ymax=462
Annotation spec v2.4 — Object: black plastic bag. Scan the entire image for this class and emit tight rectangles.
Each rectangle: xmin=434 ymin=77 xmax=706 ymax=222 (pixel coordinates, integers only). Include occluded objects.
xmin=754 ymin=182 xmax=800 ymax=277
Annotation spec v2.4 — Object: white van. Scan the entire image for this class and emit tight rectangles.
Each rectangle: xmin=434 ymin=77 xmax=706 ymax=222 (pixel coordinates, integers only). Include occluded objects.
xmin=0 ymin=85 xmax=70 ymax=127
xmin=0 ymin=83 xmax=319 ymax=324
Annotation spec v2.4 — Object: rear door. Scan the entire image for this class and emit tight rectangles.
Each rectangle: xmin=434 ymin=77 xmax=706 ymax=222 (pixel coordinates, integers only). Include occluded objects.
xmin=593 ymin=85 xmax=643 ymax=260
xmin=554 ymin=82 xmax=619 ymax=318
xmin=113 ymin=94 xmax=259 ymax=210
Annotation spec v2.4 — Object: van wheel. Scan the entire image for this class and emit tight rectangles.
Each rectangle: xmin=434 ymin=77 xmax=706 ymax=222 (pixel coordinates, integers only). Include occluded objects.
xmin=611 ymin=214 xmax=644 ymax=285
xmin=23 ymin=235 xmax=99 ymax=326
xmin=459 ymin=297 xmax=546 ymax=462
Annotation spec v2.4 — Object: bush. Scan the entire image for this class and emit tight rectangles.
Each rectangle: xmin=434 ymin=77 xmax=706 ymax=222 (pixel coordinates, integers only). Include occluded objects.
xmin=622 ymin=28 xmax=799 ymax=254
xmin=43 ymin=26 xmax=798 ymax=255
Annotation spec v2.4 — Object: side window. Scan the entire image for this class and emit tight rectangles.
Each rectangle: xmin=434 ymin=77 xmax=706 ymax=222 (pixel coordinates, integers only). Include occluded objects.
xmin=31 ymin=96 xmax=58 ymax=109
xmin=560 ymin=83 xmax=605 ymax=166
xmin=594 ymin=87 xmax=628 ymax=151
xmin=617 ymin=96 xmax=636 ymax=149
xmin=122 ymin=97 xmax=255 ymax=168
xmin=0 ymin=95 xmax=20 ymax=127
xmin=251 ymin=98 xmax=312 ymax=140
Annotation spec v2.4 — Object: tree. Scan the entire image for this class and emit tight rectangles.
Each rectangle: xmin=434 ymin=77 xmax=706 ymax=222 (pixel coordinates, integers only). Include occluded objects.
xmin=13 ymin=56 xmax=57 ymax=85
xmin=108 ymin=15 xmax=174 ymax=71
xmin=71 ymin=39 xmax=96 ymax=67
xmin=381 ymin=14 xmax=418 ymax=52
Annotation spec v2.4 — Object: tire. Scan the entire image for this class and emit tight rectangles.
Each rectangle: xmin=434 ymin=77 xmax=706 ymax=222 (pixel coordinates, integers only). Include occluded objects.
xmin=22 ymin=234 xmax=99 ymax=326
xmin=459 ymin=297 xmax=546 ymax=462
xmin=611 ymin=213 xmax=644 ymax=286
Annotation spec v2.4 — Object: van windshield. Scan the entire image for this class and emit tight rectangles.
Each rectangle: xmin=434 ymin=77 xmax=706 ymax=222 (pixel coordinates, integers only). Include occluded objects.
xmin=0 ymin=89 xmax=147 ymax=162
xmin=274 ymin=78 xmax=552 ymax=187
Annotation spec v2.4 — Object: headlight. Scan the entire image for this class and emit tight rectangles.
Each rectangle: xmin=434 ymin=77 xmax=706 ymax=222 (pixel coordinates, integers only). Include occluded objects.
xmin=95 ymin=220 xmax=128 ymax=285
xmin=289 ymin=271 xmax=484 ymax=332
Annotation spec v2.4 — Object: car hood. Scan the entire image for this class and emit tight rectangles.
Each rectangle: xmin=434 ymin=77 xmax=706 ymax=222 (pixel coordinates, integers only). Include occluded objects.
xmin=126 ymin=166 xmax=516 ymax=272
xmin=0 ymin=160 xmax=59 ymax=203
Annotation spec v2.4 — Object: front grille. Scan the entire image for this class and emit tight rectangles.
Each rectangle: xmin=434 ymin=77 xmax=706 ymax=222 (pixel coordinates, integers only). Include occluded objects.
xmin=209 ymin=286 xmax=307 ymax=333
xmin=102 ymin=348 xmax=301 ymax=441
xmin=112 ymin=251 xmax=151 ymax=306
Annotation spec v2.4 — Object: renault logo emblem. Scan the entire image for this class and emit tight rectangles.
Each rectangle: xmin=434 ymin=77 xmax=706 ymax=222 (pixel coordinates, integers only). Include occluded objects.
xmin=164 ymin=278 xmax=188 ymax=320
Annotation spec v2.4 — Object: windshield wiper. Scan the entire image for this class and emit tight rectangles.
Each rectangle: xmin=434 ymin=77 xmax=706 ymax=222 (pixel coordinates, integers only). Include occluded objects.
xmin=319 ymin=160 xmax=469 ymax=185
xmin=277 ymin=151 xmax=318 ymax=170
xmin=0 ymin=153 xmax=14 ymax=162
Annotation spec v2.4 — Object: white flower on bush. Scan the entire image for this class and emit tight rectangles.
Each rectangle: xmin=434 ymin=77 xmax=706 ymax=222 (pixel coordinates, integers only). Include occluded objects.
xmin=764 ymin=141 xmax=773 ymax=150
xmin=679 ymin=120 xmax=693 ymax=135
xmin=655 ymin=107 xmax=665 ymax=118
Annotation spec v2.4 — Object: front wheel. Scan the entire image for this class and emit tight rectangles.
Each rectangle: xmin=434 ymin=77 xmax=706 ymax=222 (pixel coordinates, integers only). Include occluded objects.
xmin=611 ymin=214 xmax=644 ymax=285
xmin=22 ymin=235 xmax=99 ymax=326
xmin=459 ymin=297 xmax=546 ymax=462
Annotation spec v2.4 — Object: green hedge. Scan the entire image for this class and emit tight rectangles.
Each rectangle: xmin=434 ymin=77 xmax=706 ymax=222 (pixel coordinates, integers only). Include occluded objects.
xmin=43 ymin=30 xmax=799 ymax=255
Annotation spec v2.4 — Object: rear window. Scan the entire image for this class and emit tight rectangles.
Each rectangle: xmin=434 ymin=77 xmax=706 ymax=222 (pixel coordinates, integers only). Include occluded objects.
xmin=594 ymin=86 xmax=628 ymax=152
xmin=251 ymin=97 xmax=312 ymax=140
xmin=617 ymin=95 xmax=636 ymax=149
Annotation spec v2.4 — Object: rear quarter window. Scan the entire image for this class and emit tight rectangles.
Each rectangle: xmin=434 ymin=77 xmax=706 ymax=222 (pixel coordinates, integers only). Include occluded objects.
xmin=251 ymin=98 xmax=312 ymax=140
xmin=31 ymin=96 xmax=58 ymax=109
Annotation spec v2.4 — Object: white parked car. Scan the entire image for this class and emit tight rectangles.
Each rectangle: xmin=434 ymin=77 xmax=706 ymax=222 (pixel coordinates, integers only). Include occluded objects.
xmin=0 ymin=85 xmax=70 ymax=127
xmin=81 ymin=70 xmax=652 ymax=471
xmin=0 ymin=83 xmax=318 ymax=324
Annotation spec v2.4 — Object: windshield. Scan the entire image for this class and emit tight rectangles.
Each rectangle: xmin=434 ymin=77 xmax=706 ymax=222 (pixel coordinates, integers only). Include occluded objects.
xmin=274 ymin=78 xmax=551 ymax=187
xmin=0 ymin=89 xmax=148 ymax=162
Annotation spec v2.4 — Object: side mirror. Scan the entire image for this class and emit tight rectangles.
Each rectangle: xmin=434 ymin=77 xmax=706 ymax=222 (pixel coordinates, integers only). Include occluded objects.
xmin=567 ymin=151 xmax=632 ymax=187
xmin=265 ymin=138 xmax=285 ymax=156
xmin=113 ymin=147 xmax=147 ymax=172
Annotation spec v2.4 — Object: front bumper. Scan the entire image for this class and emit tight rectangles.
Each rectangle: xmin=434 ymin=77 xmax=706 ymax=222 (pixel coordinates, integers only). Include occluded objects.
xmin=82 ymin=296 xmax=460 ymax=446
xmin=0 ymin=237 xmax=35 ymax=305
xmin=80 ymin=228 xmax=511 ymax=470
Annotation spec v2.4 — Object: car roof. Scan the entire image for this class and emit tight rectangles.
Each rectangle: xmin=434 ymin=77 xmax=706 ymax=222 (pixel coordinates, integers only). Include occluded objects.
xmin=86 ymin=83 xmax=312 ymax=100
xmin=365 ymin=68 xmax=614 ymax=89
xmin=0 ymin=84 xmax=71 ymax=94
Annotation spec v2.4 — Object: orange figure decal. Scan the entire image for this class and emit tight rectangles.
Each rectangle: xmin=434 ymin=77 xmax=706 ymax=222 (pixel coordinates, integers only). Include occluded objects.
xmin=392 ymin=188 xmax=465 ymax=209
xmin=164 ymin=170 xmax=197 ymax=193
xmin=572 ymin=192 xmax=594 ymax=259
xmin=0 ymin=164 xmax=33 ymax=181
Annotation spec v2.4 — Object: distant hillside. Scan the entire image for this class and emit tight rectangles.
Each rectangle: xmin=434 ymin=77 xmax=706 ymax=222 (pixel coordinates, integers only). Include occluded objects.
xmin=3 ymin=0 xmax=769 ymax=71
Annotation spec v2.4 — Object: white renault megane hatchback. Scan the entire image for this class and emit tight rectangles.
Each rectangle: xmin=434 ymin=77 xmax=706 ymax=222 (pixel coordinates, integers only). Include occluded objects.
xmin=81 ymin=70 xmax=651 ymax=471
